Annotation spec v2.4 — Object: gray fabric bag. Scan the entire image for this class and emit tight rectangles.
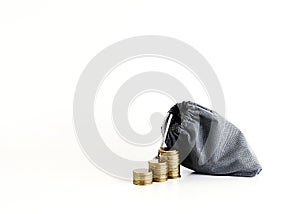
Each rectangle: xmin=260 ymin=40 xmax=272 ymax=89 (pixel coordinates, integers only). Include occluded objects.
xmin=162 ymin=101 xmax=262 ymax=177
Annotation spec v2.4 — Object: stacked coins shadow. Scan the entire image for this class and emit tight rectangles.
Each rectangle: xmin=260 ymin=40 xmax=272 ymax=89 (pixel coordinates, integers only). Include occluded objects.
xmin=133 ymin=169 xmax=153 ymax=186
xmin=148 ymin=159 xmax=168 ymax=182
xmin=160 ymin=148 xmax=181 ymax=179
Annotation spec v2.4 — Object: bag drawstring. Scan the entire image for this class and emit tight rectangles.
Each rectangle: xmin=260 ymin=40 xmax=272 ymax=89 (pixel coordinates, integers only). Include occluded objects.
xmin=156 ymin=113 xmax=173 ymax=158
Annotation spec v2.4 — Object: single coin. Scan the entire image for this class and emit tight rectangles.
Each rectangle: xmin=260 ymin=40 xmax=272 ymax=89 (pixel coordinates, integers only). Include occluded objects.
xmin=133 ymin=168 xmax=152 ymax=176
xmin=133 ymin=180 xmax=152 ymax=186
xmin=148 ymin=159 xmax=167 ymax=165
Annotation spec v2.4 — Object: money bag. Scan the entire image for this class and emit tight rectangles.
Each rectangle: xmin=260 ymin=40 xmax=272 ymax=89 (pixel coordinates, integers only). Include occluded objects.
xmin=162 ymin=101 xmax=262 ymax=177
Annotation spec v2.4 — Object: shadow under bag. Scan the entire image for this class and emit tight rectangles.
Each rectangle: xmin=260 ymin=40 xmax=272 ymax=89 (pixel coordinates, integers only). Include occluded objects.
xmin=162 ymin=101 xmax=262 ymax=177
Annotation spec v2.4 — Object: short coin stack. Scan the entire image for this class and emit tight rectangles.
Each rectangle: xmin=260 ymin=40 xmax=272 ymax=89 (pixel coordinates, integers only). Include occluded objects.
xmin=148 ymin=159 xmax=168 ymax=182
xmin=160 ymin=148 xmax=181 ymax=179
xmin=132 ymin=169 xmax=153 ymax=186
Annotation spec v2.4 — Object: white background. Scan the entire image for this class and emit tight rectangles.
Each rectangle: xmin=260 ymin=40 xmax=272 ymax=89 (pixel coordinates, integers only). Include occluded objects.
xmin=0 ymin=0 xmax=299 ymax=213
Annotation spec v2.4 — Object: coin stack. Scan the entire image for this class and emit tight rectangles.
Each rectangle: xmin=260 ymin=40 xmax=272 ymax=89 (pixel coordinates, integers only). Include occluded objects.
xmin=160 ymin=148 xmax=181 ymax=179
xmin=132 ymin=169 xmax=153 ymax=186
xmin=148 ymin=159 xmax=168 ymax=182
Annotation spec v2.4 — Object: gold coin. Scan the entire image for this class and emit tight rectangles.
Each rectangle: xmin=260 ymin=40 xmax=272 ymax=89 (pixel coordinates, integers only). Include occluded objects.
xmin=160 ymin=148 xmax=179 ymax=154
xmin=148 ymin=159 xmax=167 ymax=166
xmin=152 ymin=170 xmax=168 ymax=174
xmin=169 ymin=172 xmax=180 ymax=175
xmin=150 ymin=171 xmax=168 ymax=174
xmin=168 ymin=165 xmax=179 ymax=168
xmin=168 ymin=168 xmax=179 ymax=170
xmin=150 ymin=166 xmax=168 ymax=170
xmin=169 ymin=166 xmax=180 ymax=170
xmin=168 ymin=172 xmax=180 ymax=175
xmin=168 ymin=175 xmax=181 ymax=179
xmin=134 ymin=173 xmax=153 ymax=176
xmin=160 ymin=157 xmax=168 ymax=162
xmin=134 ymin=180 xmax=152 ymax=183
xmin=155 ymin=172 xmax=168 ymax=175
xmin=154 ymin=175 xmax=168 ymax=178
xmin=133 ymin=179 xmax=152 ymax=183
xmin=133 ymin=169 xmax=151 ymax=175
xmin=168 ymin=171 xmax=179 ymax=175
xmin=165 ymin=155 xmax=179 ymax=159
xmin=133 ymin=180 xmax=152 ymax=186
xmin=134 ymin=172 xmax=153 ymax=176
xmin=153 ymin=178 xmax=168 ymax=182
xmin=167 ymin=161 xmax=179 ymax=164
xmin=169 ymin=168 xmax=179 ymax=171
xmin=133 ymin=177 xmax=153 ymax=180
xmin=153 ymin=170 xmax=168 ymax=174
xmin=167 ymin=162 xmax=180 ymax=166
xmin=133 ymin=176 xmax=153 ymax=180
xmin=150 ymin=165 xmax=168 ymax=169
xmin=165 ymin=156 xmax=179 ymax=160
xmin=168 ymin=162 xmax=179 ymax=165
xmin=133 ymin=168 xmax=152 ymax=176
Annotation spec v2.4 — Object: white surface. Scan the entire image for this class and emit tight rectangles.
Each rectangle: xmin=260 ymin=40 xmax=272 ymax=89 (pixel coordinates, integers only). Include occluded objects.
xmin=0 ymin=0 xmax=299 ymax=213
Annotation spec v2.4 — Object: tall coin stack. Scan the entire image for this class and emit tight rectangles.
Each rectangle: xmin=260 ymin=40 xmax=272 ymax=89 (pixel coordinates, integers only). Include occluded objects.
xmin=160 ymin=148 xmax=181 ymax=179
xmin=133 ymin=169 xmax=153 ymax=186
xmin=148 ymin=159 xmax=168 ymax=182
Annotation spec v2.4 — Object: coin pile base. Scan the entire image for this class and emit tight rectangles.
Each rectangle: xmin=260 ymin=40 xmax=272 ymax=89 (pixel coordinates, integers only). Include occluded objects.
xmin=160 ymin=148 xmax=181 ymax=179
xmin=148 ymin=159 xmax=168 ymax=182
xmin=132 ymin=149 xmax=181 ymax=186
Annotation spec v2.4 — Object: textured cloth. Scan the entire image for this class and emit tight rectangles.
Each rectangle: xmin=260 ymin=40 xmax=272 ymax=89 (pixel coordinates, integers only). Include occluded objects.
xmin=163 ymin=101 xmax=262 ymax=177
